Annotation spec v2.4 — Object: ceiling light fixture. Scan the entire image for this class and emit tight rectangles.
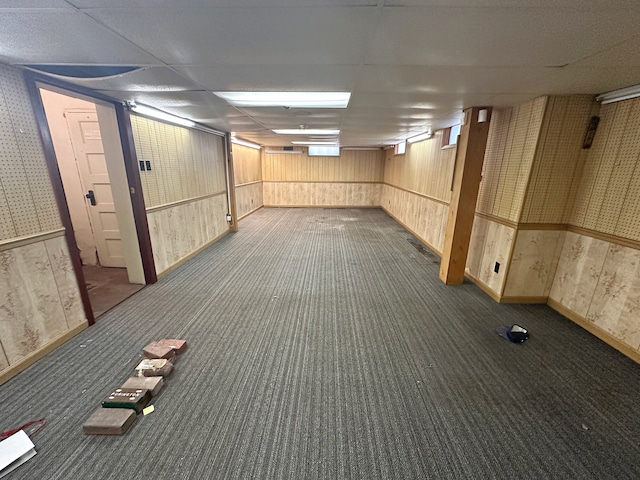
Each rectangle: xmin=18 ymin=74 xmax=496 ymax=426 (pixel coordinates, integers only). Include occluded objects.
xmin=596 ymin=84 xmax=640 ymax=104
xmin=291 ymin=141 xmax=338 ymax=145
xmin=407 ymin=129 xmax=433 ymax=144
xmin=213 ymin=91 xmax=351 ymax=108
xmin=231 ymin=137 xmax=261 ymax=150
xmin=273 ymin=129 xmax=340 ymax=135
xmin=128 ymin=102 xmax=194 ymax=128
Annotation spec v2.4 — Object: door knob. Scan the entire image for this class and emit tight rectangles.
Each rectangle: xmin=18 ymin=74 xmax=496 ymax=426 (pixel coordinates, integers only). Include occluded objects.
xmin=85 ymin=190 xmax=96 ymax=206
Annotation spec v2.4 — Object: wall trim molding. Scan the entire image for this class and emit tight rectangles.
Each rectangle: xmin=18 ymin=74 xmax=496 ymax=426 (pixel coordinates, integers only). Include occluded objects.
xmin=235 ymin=180 xmax=263 ymax=187
xmin=548 ymin=298 xmax=640 ymax=365
xmin=473 ymin=212 xmax=518 ymax=229
xmin=463 ymin=273 xmax=502 ymax=302
xmin=500 ymin=295 xmax=549 ymax=304
xmin=0 ymin=321 xmax=88 ymax=386
xmin=0 ymin=228 xmax=65 ymax=252
xmin=381 ymin=206 xmax=443 ymax=256
xmin=264 ymin=204 xmax=380 ymax=209
xmin=157 ymin=229 xmax=231 ymax=279
xmin=568 ymin=226 xmax=640 ymax=251
xmin=263 ymin=180 xmax=382 ymax=185
xmin=383 ymin=183 xmax=450 ymax=206
xmin=146 ymin=191 xmax=227 ymax=214
xmin=477 ymin=220 xmax=640 ymax=251
xmin=517 ymin=223 xmax=568 ymax=231
xmin=238 ymin=205 xmax=264 ymax=221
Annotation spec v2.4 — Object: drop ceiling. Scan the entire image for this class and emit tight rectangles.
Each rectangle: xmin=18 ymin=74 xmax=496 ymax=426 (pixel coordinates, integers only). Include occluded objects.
xmin=1 ymin=1 xmax=640 ymax=146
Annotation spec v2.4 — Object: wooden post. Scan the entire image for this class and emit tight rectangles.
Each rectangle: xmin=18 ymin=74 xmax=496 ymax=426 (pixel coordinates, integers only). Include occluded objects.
xmin=439 ymin=106 xmax=492 ymax=285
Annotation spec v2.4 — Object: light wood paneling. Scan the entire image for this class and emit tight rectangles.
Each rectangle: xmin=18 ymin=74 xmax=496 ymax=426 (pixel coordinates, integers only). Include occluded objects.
xmin=0 ymin=236 xmax=85 ymax=366
xmin=0 ymin=64 xmax=62 ymax=241
xmin=264 ymin=182 xmax=381 ymax=207
xmin=233 ymin=143 xmax=263 ymax=219
xmin=263 ymin=149 xmax=384 ymax=183
xmin=233 ymin=144 xmax=262 ymax=185
xmin=521 ymin=95 xmax=596 ymax=224
xmin=465 ymin=215 xmax=515 ymax=297
xmin=263 ymin=148 xmax=384 ymax=206
xmin=550 ymin=231 xmax=640 ymax=354
xmin=130 ymin=115 xmax=226 ymax=208
xmin=570 ymin=97 xmax=640 ymax=242
xmin=148 ymin=193 xmax=229 ymax=274
xmin=236 ymin=182 xmax=263 ymax=219
xmin=383 ymin=131 xmax=455 ymax=203
xmin=0 ymin=64 xmax=88 ymax=384
xmin=477 ymin=97 xmax=547 ymax=222
xmin=381 ymin=184 xmax=448 ymax=254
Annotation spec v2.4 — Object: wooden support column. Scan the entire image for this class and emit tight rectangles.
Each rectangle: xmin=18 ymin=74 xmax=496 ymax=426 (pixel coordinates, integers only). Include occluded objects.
xmin=439 ymin=106 xmax=492 ymax=285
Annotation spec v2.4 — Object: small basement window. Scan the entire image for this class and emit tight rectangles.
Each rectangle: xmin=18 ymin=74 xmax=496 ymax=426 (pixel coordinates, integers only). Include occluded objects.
xmin=308 ymin=145 xmax=340 ymax=156
xmin=442 ymin=124 xmax=461 ymax=148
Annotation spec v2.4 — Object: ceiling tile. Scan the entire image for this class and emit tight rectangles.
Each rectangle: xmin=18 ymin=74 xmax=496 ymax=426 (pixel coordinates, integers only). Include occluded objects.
xmin=0 ymin=1 xmax=72 ymax=6
xmin=176 ymin=64 xmax=360 ymax=92
xmin=0 ymin=10 xmax=160 ymax=65
xmin=572 ymin=36 xmax=640 ymax=67
xmin=70 ymin=0 xmax=377 ymax=6
xmin=355 ymin=65 xmax=548 ymax=94
xmin=52 ymin=67 xmax=198 ymax=92
xmin=523 ymin=66 xmax=640 ymax=95
xmin=366 ymin=7 xmax=640 ymax=67
xmin=86 ymin=7 xmax=378 ymax=65
xmin=384 ymin=0 xmax=640 ymax=10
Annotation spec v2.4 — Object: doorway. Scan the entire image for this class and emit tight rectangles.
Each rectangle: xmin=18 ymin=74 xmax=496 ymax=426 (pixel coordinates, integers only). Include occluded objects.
xmin=39 ymin=88 xmax=145 ymax=317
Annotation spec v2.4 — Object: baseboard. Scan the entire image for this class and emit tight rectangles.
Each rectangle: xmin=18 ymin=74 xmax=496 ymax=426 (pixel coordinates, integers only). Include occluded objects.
xmin=500 ymin=295 xmax=548 ymax=304
xmin=548 ymin=298 xmax=640 ymax=365
xmin=463 ymin=273 xmax=502 ymax=302
xmin=0 ymin=321 xmax=88 ymax=386
xmin=238 ymin=205 xmax=264 ymax=221
xmin=157 ymin=229 xmax=231 ymax=279
xmin=381 ymin=207 xmax=443 ymax=256
xmin=264 ymin=204 xmax=380 ymax=209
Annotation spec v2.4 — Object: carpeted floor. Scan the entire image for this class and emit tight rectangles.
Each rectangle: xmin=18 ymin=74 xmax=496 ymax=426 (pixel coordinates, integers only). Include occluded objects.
xmin=2 ymin=207 xmax=640 ymax=479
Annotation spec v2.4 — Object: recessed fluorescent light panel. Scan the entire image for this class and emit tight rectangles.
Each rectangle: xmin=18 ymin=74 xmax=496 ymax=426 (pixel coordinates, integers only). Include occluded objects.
xmin=214 ymin=92 xmax=350 ymax=108
xmin=273 ymin=129 xmax=340 ymax=135
xmin=129 ymin=103 xmax=194 ymax=128
xmin=291 ymin=141 xmax=338 ymax=145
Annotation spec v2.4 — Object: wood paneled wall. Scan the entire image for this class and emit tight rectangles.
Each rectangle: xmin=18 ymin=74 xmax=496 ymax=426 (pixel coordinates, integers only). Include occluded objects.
xmin=232 ymin=143 xmax=263 ymax=219
xmin=263 ymin=149 xmax=384 ymax=207
xmin=233 ymin=143 xmax=262 ymax=185
xmin=383 ymin=130 xmax=455 ymax=202
xmin=130 ymin=115 xmax=227 ymax=208
xmin=380 ymin=132 xmax=456 ymax=254
xmin=476 ymin=97 xmax=547 ymax=222
xmin=130 ymin=116 xmax=230 ymax=274
xmin=0 ymin=65 xmax=87 ymax=385
xmin=0 ymin=66 xmax=61 ymax=240
xmin=521 ymin=95 xmax=596 ymax=225
xmin=570 ymin=97 xmax=640 ymax=242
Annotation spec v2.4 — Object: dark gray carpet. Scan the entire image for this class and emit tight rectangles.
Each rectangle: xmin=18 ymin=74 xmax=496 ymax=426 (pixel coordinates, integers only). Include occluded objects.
xmin=2 ymin=207 xmax=640 ymax=479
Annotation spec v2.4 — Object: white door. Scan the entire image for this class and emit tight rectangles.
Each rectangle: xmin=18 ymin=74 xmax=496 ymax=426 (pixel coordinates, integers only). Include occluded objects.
xmin=66 ymin=110 xmax=125 ymax=268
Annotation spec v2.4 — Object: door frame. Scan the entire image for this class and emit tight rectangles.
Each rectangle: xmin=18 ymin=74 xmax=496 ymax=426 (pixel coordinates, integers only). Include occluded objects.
xmin=24 ymin=70 xmax=157 ymax=326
